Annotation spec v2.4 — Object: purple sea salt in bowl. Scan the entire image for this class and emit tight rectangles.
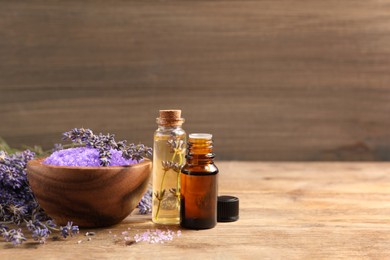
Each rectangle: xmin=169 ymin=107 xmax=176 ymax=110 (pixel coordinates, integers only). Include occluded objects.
xmin=27 ymin=152 xmax=152 ymax=228
xmin=43 ymin=147 xmax=139 ymax=167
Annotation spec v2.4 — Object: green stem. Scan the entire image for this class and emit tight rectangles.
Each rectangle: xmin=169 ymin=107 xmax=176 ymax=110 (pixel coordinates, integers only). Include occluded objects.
xmin=47 ymin=226 xmax=60 ymax=232
xmin=175 ymin=153 xmax=184 ymax=208
xmin=176 ymin=153 xmax=183 ymax=192
xmin=155 ymin=170 xmax=168 ymax=220
xmin=179 ymin=152 xmax=183 ymax=165
xmin=155 ymin=200 xmax=162 ymax=220
xmin=159 ymin=170 xmax=168 ymax=197
xmin=170 ymin=150 xmax=177 ymax=162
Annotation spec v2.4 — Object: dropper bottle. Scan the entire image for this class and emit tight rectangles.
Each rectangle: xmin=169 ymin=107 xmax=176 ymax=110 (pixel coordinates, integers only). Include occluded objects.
xmin=180 ymin=133 xmax=218 ymax=229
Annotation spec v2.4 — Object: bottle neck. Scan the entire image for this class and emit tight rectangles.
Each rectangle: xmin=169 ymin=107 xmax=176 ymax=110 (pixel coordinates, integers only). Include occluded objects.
xmin=186 ymin=138 xmax=215 ymax=165
xmin=157 ymin=124 xmax=183 ymax=131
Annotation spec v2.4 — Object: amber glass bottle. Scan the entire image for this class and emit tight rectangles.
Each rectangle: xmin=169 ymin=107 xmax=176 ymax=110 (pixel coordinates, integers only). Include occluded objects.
xmin=180 ymin=133 xmax=218 ymax=229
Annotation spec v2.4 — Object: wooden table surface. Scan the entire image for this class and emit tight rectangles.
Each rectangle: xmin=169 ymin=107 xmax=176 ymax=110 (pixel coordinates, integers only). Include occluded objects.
xmin=2 ymin=161 xmax=390 ymax=259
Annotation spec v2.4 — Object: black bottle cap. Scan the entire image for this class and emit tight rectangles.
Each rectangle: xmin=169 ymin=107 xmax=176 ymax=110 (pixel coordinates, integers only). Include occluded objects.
xmin=217 ymin=195 xmax=239 ymax=222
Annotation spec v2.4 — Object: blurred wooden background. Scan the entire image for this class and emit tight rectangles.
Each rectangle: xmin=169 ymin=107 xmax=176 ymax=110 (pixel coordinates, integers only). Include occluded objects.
xmin=1 ymin=1 xmax=390 ymax=161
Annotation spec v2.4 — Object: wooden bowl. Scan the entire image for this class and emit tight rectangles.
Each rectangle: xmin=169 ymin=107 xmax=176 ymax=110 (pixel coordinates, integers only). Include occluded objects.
xmin=27 ymin=158 xmax=152 ymax=228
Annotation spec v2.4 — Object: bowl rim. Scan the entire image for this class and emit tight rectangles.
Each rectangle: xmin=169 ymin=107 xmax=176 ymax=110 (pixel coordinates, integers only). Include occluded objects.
xmin=28 ymin=157 xmax=151 ymax=170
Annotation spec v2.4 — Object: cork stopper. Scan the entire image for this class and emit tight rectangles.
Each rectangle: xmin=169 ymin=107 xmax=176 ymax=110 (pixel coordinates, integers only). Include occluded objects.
xmin=156 ymin=109 xmax=185 ymax=126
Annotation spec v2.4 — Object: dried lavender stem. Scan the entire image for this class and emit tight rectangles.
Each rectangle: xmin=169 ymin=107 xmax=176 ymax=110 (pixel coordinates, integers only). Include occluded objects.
xmin=155 ymin=169 xmax=168 ymax=220
xmin=155 ymin=150 xmax=180 ymax=220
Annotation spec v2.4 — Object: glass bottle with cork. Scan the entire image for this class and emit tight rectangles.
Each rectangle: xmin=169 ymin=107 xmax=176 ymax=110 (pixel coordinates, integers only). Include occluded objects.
xmin=152 ymin=110 xmax=186 ymax=224
xmin=180 ymin=133 xmax=218 ymax=229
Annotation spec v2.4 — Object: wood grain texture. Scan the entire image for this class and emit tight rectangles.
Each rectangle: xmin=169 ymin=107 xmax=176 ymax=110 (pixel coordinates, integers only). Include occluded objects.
xmin=3 ymin=161 xmax=390 ymax=258
xmin=27 ymin=158 xmax=151 ymax=227
xmin=1 ymin=1 xmax=390 ymax=160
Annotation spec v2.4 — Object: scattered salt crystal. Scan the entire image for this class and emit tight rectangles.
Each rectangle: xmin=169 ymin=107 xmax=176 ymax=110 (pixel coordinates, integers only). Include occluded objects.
xmin=133 ymin=229 xmax=182 ymax=244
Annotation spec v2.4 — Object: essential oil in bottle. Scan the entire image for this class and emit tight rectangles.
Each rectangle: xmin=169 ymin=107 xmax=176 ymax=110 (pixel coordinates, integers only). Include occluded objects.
xmin=152 ymin=110 xmax=186 ymax=224
xmin=180 ymin=133 xmax=218 ymax=229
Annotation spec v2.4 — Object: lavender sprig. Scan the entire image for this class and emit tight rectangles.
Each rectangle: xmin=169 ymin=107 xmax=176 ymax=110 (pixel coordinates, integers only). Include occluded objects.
xmin=60 ymin=221 xmax=79 ymax=238
xmin=52 ymin=143 xmax=63 ymax=152
xmin=62 ymin=128 xmax=152 ymax=166
xmin=31 ymin=226 xmax=51 ymax=244
xmin=122 ymin=143 xmax=153 ymax=163
xmin=137 ymin=189 xmax=152 ymax=215
xmin=0 ymin=149 xmax=80 ymax=246
xmin=1 ymin=228 xmax=26 ymax=245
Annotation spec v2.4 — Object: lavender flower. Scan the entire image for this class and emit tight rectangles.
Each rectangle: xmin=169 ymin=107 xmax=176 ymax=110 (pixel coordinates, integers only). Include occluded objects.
xmin=0 ymin=150 xmax=37 ymax=227
xmin=0 ymin=151 xmax=5 ymax=161
xmin=31 ymin=226 xmax=51 ymax=244
xmin=12 ymin=229 xmax=27 ymax=245
xmin=1 ymin=228 xmax=27 ymax=245
xmin=0 ymin=226 xmax=10 ymax=240
xmin=167 ymin=137 xmax=185 ymax=154
xmin=52 ymin=143 xmax=63 ymax=152
xmin=62 ymin=128 xmax=91 ymax=144
xmin=122 ymin=143 xmax=153 ymax=163
xmin=25 ymin=220 xmax=38 ymax=231
xmin=61 ymin=128 xmax=152 ymax=166
xmin=8 ymin=204 xmax=27 ymax=224
xmin=161 ymin=161 xmax=181 ymax=173
xmin=98 ymin=149 xmax=112 ymax=167
xmin=137 ymin=189 xmax=152 ymax=215
xmin=60 ymin=221 xmax=79 ymax=238
xmin=0 ymin=150 xmax=34 ymax=190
